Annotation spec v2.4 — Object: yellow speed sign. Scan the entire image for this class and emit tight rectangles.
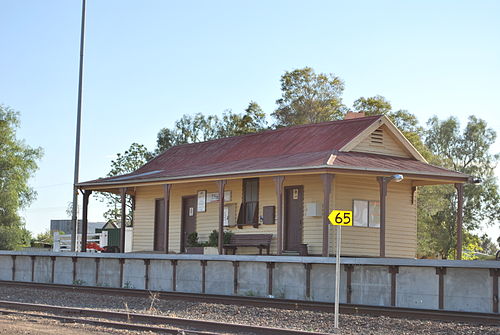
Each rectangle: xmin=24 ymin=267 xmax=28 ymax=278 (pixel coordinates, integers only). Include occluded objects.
xmin=328 ymin=210 xmax=353 ymax=226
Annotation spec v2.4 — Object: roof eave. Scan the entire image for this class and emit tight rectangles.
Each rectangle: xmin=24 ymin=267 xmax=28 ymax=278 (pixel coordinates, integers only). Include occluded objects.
xmin=77 ymin=164 xmax=470 ymax=189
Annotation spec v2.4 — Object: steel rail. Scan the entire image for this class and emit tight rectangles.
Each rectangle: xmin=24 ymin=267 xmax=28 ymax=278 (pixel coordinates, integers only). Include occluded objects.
xmin=0 ymin=280 xmax=331 ymax=311
xmin=0 ymin=307 xmax=216 ymax=335
xmin=0 ymin=281 xmax=499 ymax=325
xmin=0 ymin=300 xmax=329 ymax=335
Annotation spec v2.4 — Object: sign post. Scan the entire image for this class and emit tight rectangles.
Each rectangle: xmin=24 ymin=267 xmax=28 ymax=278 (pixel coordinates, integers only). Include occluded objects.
xmin=328 ymin=210 xmax=353 ymax=330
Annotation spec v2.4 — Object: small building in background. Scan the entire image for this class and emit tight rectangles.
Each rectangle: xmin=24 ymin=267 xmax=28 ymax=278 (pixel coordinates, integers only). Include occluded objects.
xmin=50 ymin=219 xmax=106 ymax=235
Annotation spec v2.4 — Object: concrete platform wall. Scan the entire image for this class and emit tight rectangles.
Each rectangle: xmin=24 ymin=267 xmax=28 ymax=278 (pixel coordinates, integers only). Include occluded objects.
xmin=351 ymin=265 xmax=391 ymax=306
xmin=0 ymin=251 xmax=498 ymax=314
xmin=397 ymin=266 xmax=438 ymax=309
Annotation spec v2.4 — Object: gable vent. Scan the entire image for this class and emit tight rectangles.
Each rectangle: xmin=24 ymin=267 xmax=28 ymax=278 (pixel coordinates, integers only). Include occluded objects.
xmin=370 ymin=129 xmax=384 ymax=145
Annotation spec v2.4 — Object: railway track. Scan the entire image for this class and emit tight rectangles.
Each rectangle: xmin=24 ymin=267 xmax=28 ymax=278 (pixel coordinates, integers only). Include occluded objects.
xmin=0 ymin=299 xmax=328 ymax=335
xmin=0 ymin=280 xmax=499 ymax=326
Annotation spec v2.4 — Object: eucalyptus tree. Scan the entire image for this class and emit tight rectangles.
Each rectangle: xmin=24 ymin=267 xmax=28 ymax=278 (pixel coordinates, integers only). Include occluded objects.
xmin=0 ymin=105 xmax=42 ymax=249
xmin=156 ymin=101 xmax=267 ymax=153
xmin=96 ymin=143 xmax=152 ymax=226
xmin=418 ymin=116 xmax=500 ymax=258
xmin=272 ymin=67 xmax=345 ymax=127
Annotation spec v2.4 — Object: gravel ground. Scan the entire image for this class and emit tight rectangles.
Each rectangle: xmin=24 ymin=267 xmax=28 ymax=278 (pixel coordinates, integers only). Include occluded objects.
xmin=0 ymin=285 xmax=498 ymax=335
xmin=0 ymin=313 xmax=159 ymax=335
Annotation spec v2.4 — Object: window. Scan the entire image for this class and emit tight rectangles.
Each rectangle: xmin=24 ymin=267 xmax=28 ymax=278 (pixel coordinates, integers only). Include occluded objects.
xmin=238 ymin=178 xmax=259 ymax=226
xmin=353 ymin=199 xmax=380 ymax=228
xmin=353 ymin=200 xmax=368 ymax=227
xmin=369 ymin=201 xmax=380 ymax=228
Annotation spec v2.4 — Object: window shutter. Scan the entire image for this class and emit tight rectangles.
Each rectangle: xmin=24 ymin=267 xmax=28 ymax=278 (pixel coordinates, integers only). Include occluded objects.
xmin=263 ymin=206 xmax=275 ymax=225
xmin=252 ymin=201 xmax=259 ymax=228
xmin=236 ymin=203 xmax=245 ymax=229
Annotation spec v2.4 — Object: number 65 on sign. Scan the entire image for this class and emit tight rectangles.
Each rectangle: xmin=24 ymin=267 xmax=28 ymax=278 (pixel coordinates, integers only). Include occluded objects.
xmin=328 ymin=210 xmax=353 ymax=226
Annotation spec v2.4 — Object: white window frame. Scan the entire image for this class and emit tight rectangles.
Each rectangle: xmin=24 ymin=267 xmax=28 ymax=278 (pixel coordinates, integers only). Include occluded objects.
xmin=353 ymin=199 xmax=380 ymax=228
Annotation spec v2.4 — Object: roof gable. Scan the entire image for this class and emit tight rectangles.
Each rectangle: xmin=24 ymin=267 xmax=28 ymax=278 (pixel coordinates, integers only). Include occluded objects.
xmin=340 ymin=115 xmax=427 ymax=162
xmin=350 ymin=125 xmax=412 ymax=158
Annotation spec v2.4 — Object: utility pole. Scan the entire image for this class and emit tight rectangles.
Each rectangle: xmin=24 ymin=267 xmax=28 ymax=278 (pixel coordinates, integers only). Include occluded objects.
xmin=71 ymin=0 xmax=87 ymax=252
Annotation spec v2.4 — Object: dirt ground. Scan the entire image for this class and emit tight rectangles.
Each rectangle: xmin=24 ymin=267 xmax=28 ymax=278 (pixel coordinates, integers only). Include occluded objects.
xmin=0 ymin=314 xmax=160 ymax=335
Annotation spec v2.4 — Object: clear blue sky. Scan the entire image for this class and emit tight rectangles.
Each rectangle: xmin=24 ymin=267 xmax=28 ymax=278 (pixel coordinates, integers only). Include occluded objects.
xmin=1 ymin=1 xmax=499 ymax=239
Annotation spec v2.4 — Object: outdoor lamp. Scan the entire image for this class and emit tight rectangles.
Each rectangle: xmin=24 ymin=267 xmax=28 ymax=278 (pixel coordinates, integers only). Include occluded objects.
xmin=390 ymin=174 xmax=404 ymax=182
xmin=379 ymin=174 xmax=404 ymax=189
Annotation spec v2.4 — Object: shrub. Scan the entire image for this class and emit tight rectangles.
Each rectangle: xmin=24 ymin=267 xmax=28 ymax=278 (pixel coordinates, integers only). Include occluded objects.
xmin=207 ymin=230 xmax=234 ymax=247
xmin=187 ymin=232 xmax=201 ymax=247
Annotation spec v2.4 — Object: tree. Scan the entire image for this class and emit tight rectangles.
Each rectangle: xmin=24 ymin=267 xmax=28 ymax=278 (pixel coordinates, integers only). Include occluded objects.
xmin=156 ymin=102 xmax=268 ymax=153
xmin=480 ymin=234 xmax=498 ymax=256
xmin=352 ymin=95 xmax=392 ymax=115
xmin=216 ymin=101 xmax=267 ymax=138
xmin=65 ymin=201 xmax=80 ymax=218
xmin=32 ymin=229 xmax=55 ymax=246
xmin=272 ymin=72 xmax=432 ymax=158
xmin=461 ymin=233 xmax=484 ymax=260
xmin=417 ymin=116 xmax=500 ymax=258
xmin=425 ymin=116 xmax=499 ymax=229
xmin=96 ymin=143 xmax=152 ymax=225
xmin=272 ymin=67 xmax=345 ymax=127
xmin=0 ymin=105 xmax=43 ymax=250
xmin=156 ymin=113 xmax=218 ymax=153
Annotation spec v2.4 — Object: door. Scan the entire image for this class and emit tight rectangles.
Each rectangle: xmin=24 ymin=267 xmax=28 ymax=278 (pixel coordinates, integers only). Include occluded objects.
xmin=284 ymin=185 xmax=304 ymax=251
xmin=154 ymin=199 xmax=165 ymax=251
xmin=181 ymin=195 xmax=197 ymax=252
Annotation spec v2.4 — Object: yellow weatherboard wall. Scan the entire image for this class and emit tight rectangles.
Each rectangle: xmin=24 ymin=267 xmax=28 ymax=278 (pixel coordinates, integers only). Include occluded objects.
xmin=132 ymin=173 xmax=416 ymax=258
xmin=333 ymin=175 xmax=416 ymax=258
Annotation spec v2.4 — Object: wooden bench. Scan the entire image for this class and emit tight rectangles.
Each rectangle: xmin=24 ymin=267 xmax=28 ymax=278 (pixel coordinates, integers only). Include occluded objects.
xmin=224 ymin=234 xmax=273 ymax=255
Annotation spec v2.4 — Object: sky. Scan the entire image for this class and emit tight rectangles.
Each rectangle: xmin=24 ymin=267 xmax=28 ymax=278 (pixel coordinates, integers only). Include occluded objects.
xmin=1 ymin=1 xmax=499 ymax=240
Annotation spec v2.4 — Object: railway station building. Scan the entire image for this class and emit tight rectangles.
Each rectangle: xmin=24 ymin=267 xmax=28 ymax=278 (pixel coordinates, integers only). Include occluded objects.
xmin=77 ymin=113 xmax=470 ymax=259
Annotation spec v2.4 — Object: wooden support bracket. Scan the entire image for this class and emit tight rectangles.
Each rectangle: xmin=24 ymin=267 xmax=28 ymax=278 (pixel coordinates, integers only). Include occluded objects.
xmin=344 ymin=264 xmax=354 ymax=304
xmin=72 ymin=257 xmax=78 ymax=283
xmin=171 ymin=260 xmax=178 ymax=292
xmin=119 ymin=258 xmax=125 ymax=288
xmin=11 ymin=255 xmax=16 ymax=281
xmin=95 ymin=258 xmax=100 ymax=286
xmin=490 ymin=269 xmax=499 ymax=313
xmin=144 ymin=259 xmax=150 ymax=290
xmin=304 ymin=263 xmax=312 ymax=298
xmin=411 ymin=186 xmax=417 ymax=205
xmin=50 ymin=256 xmax=56 ymax=284
xmin=30 ymin=256 xmax=36 ymax=282
xmin=436 ymin=267 xmax=447 ymax=310
xmin=267 ymin=262 xmax=275 ymax=296
xmin=232 ymin=261 xmax=239 ymax=295
xmin=389 ymin=265 xmax=399 ymax=307
xmin=201 ymin=260 xmax=208 ymax=293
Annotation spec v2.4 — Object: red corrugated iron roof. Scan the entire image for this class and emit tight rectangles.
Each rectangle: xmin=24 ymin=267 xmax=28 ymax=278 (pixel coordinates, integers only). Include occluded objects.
xmin=329 ymin=151 xmax=467 ymax=178
xmin=79 ymin=115 xmax=469 ymax=186
xmin=139 ymin=115 xmax=382 ymax=169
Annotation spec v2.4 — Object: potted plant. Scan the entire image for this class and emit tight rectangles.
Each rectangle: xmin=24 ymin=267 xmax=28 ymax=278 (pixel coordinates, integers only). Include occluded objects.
xmin=204 ymin=230 xmax=234 ymax=254
xmin=185 ymin=232 xmax=204 ymax=254
xmin=186 ymin=231 xmax=234 ymax=254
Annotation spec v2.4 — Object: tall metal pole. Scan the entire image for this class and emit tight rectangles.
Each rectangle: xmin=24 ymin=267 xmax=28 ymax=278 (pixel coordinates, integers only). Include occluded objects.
xmin=71 ymin=0 xmax=87 ymax=252
xmin=334 ymin=225 xmax=341 ymax=329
